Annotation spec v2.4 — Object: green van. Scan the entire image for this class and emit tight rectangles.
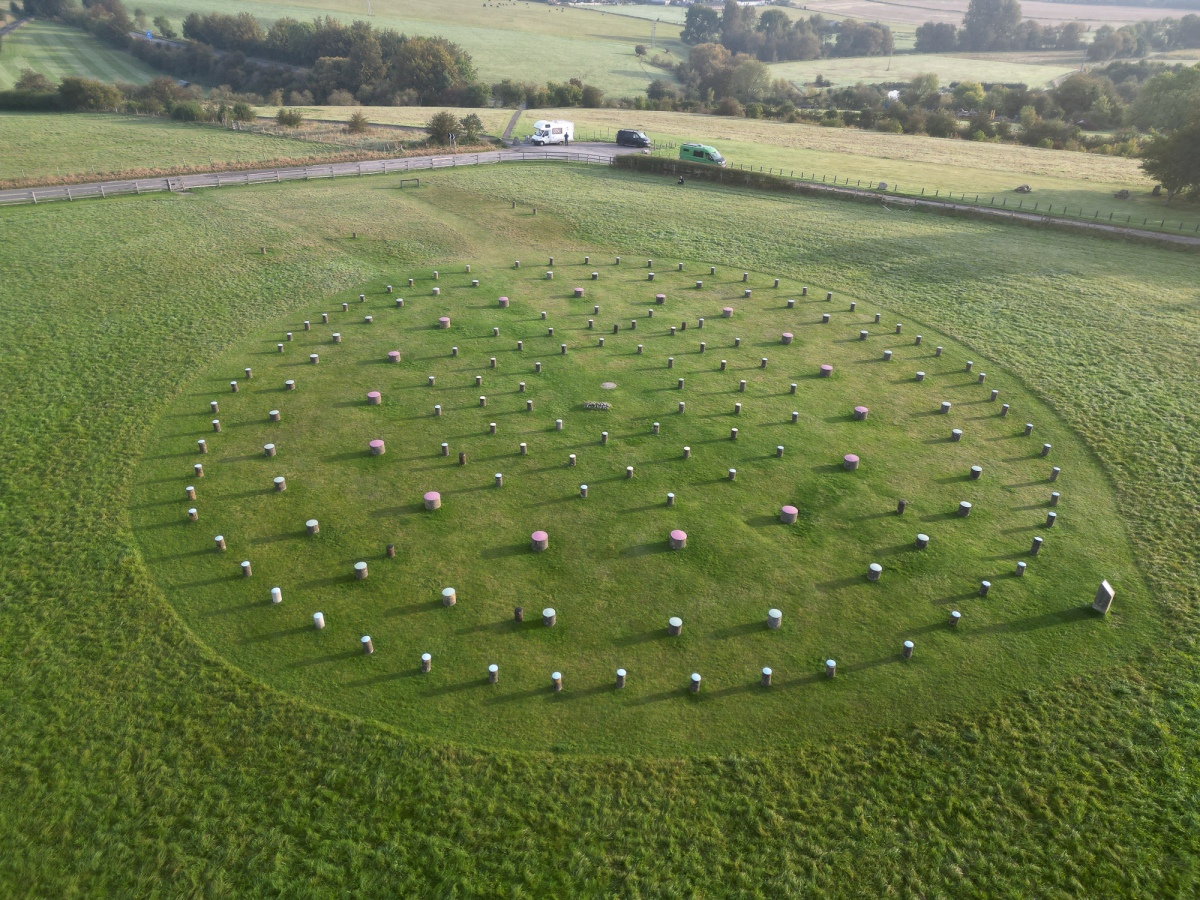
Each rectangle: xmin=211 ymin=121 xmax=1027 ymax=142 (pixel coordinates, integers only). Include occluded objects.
xmin=679 ymin=143 xmax=726 ymax=167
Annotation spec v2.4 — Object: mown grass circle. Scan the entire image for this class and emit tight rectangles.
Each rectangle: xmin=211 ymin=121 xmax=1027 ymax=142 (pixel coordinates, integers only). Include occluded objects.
xmin=133 ymin=256 xmax=1149 ymax=754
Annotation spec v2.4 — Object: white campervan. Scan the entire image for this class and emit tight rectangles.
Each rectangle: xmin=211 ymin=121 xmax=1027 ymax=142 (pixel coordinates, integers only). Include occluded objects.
xmin=530 ymin=120 xmax=574 ymax=146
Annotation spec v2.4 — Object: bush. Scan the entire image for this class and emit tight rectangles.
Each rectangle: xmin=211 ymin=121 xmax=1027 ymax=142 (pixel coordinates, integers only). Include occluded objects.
xmin=715 ymin=96 xmax=744 ymax=117
xmin=231 ymin=101 xmax=255 ymax=122
xmin=170 ymin=101 xmax=203 ymax=121
xmin=426 ymin=109 xmax=459 ymax=145
xmin=326 ymin=89 xmax=359 ymax=107
xmin=346 ymin=111 xmax=370 ymax=134
xmin=276 ymin=107 xmax=303 ymax=127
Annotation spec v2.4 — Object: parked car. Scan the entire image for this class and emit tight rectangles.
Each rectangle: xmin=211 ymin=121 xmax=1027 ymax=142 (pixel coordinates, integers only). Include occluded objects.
xmin=616 ymin=129 xmax=650 ymax=148
xmin=679 ymin=143 xmax=726 ymax=167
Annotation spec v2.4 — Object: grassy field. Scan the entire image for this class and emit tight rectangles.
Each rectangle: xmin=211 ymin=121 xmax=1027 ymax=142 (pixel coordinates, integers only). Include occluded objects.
xmin=259 ymin=104 xmax=515 ymax=135
xmin=0 ymin=112 xmax=379 ymax=185
xmin=132 ymin=258 xmax=1149 ymax=755
xmin=0 ymin=19 xmax=158 ymax=89
xmin=513 ymin=108 xmax=1200 ymax=234
xmin=769 ymin=51 xmax=1084 ymax=89
xmin=3 ymin=163 xmax=1200 ymax=893
xmin=133 ymin=0 xmax=684 ymax=96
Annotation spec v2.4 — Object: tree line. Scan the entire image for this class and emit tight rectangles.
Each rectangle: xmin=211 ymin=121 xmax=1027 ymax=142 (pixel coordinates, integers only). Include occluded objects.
xmin=18 ymin=0 xmax=486 ymax=105
xmin=914 ymin=0 xmax=1200 ymax=55
xmin=682 ymin=0 xmax=893 ymax=62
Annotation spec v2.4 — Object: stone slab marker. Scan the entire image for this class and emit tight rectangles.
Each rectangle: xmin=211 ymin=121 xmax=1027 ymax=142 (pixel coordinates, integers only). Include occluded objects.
xmin=214 ymin=535 xmax=226 ymax=552
xmin=668 ymin=616 xmax=683 ymax=636
xmin=616 ymin=668 xmax=626 ymax=688
xmin=690 ymin=673 xmax=701 ymax=693
xmin=361 ymin=636 xmax=374 ymax=655
xmin=825 ymin=659 xmax=836 ymax=678
xmin=421 ymin=653 xmax=432 ymax=673
xmin=313 ymin=612 xmax=324 ymax=629
xmin=354 ymin=561 xmax=368 ymax=580
xmin=306 ymin=519 xmax=319 ymax=535
xmin=194 ymin=463 xmax=204 ymax=478
xmin=270 ymin=587 xmax=282 ymax=604
xmin=552 ymin=672 xmax=563 ymax=693
xmin=950 ymin=611 xmax=962 ymax=627
xmin=915 ymin=533 xmax=929 ymax=549
xmin=1093 ymin=580 xmax=1115 ymax=614
xmin=542 ymin=607 xmax=556 ymax=627
xmin=903 ymin=641 xmax=914 ymax=659
xmin=488 ymin=664 xmax=499 ymax=683
xmin=868 ymin=563 xmax=882 ymax=581
xmin=958 ymin=501 xmax=972 ymax=517
xmin=442 ymin=587 xmax=457 ymax=607
xmin=768 ymin=608 xmax=782 ymax=629
xmin=274 ymin=476 xmax=286 ymax=492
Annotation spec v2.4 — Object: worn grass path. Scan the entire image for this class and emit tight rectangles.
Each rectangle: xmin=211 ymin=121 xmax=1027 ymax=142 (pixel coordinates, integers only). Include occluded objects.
xmin=1 ymin=166 xmax=1199 ymax=895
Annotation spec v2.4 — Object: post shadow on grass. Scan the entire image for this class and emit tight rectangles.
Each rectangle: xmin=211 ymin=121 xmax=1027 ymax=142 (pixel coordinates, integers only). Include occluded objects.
xmin=840 ymin=655 xmax=902 ymax=675
xmin=744 ymin=514 xmax=780 ymax=528
xmin=286 ymin=649 xmax=360 ymax=668
xmin=481 ymin=542 xmax=530 ymax=560
xmin=919 ymin=511 xmax=964 ymax=523
xmin=239 ymin=624 xmax=313 ymax=645
xmin=709 ymin=621 xmax=763 ymax=640
xmin=923 ymin=435 xmax=958 ymax=445
xmin=966 ymin=605 xmax=1092 ymax=638
xmin=346 ymin=669 xmax=424 ymax=689
xmin=615 ymin=628 xmax=670 ymax=647
xmin=299 ymin=573 xmax=356 ymax=590
xmin=817 ymin=574 xmax=867 ymax=592
xmin=384 ymin=599 xmax=444 ymax=617
xmin=485 ymin=685 xmax=550 ymax=705
xmin=934 ymin=473 xmax=975 ymax=484
xmin=872 ymin=542 xmax=917 ymax=559
xmin=620 ymin=540 xmax=673 ymax=558
xmin=553 ymin=683 xmax=615 ymax=701
xmin=810 ymin=462 xmax=846 ymax=474
xmin=426 ymin=679 xmax=485 ymax=697
xmin=370 ymin=501 xmax=429 ymax=518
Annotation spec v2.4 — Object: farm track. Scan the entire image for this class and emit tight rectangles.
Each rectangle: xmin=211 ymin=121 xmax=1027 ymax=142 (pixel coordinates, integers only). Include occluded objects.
xmin=1 ymin=141 xmax=1195 ymax=248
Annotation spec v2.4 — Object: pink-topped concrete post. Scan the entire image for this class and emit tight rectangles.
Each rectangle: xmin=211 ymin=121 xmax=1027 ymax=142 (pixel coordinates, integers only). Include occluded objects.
xmin=368 ymin=389 xmax=383 ymax=403
xmin=388 ymin=351 xmax=401 ymax=363
xmin=531 ymin=530 xmax=549 ymax=552
xmin=854 ymin=406 xmax=869 ymax=420
xmin=499 ymin=296 xmax=509 ymax=308
xmin=369 ymin=439 xmax=385 ymax=456
xmin=722 ymin=307 xmax=733 ymax=318
xmin=780 ymin=505 xmax=799 ymax=524
xmin=574 ymin=287 xmax=584 ymax=298
xmin=819 ymin=364 xmax=833 ymax=377
xmin=669 ymin=529 xmax=687 ymax=550
xmin=781 ymin=333 xmax=793 ymax=345
xmin=424 ymin=491 xmax=441 ymax=510
xmin=438 ymin=316 xmax=451 ymax=329
xmin=844 ymin=454 xmax=860 ymax=471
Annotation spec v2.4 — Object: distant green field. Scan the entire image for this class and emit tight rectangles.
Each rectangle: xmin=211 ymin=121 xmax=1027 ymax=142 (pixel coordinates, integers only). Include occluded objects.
xmin=0 ymin=112 xmax=365 ymax=184
xmin=513 ymin=107 xmax=1199 ymax=234
xmin=769 ymin=51 xmax=1084 ymax=89
xmin=0 ymin=19 xmax=157 ymax=88
xmin=134 ymin=0 xmax=685 ymax=96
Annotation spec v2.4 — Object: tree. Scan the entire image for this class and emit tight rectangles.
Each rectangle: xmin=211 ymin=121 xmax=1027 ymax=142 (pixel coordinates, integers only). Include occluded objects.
xmin=915 ymin=21 xmax=958 ymax=53
xmin=908 ymin=72 xmax=940 ymax=104
xmin=57 ymin=76 xmax=121 ymax=110
xmin=460 ymin=112 xmax=483 ymax=142
xmin=1141 ymin=120 xmax=1200 ymax=202
xmin=152 ymin=15 xmax=176 ymax=39
xmin=276 ymin=107 xmax=303 ymax=126
xmin=581 ymin=84 xmax=604 ymax=108
xmin=681 ymin=5 xmax=721 ymax=46
xmin=953 ymin=80 xmax=986 ymax=110
xmin=425 ymin=109 xmax=459 ymax=145
xmin=962 ymin=0 xmax=1022 ymax=51
xmin=1133 ymin=64 xmax=1200 ymax=131
xmin=346 ymin=110 xmax=370 ymax=133
xmin=15 ymin=68 xmax=54 ymax=92
xmin=1053 ymin=73 xmax=1114 ymax=120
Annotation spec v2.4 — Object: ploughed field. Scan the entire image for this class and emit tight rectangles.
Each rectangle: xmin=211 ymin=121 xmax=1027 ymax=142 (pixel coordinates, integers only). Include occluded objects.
xmin=132 ymin=251 xmax=1147 ymax=754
